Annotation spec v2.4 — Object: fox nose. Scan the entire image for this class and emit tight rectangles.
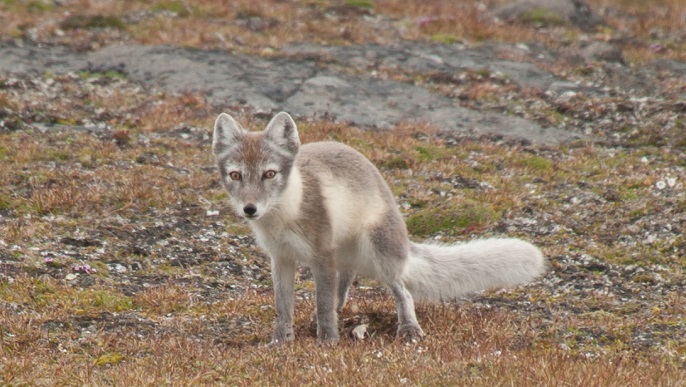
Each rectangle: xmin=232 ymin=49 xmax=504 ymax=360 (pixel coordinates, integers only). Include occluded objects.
xmin=243 ymin=203 xmax=257 ymax=217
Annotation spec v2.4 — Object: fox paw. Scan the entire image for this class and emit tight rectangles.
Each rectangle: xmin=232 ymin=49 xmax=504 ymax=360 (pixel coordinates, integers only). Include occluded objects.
xmin=269 ymin=326 xmax=295 ymax=346
xmin=397 ymin=324 xmax=424 ymax=343
xmin=316 ymin=328 xmax=340 ymax=346
xmin=267 ymin=336 xmax=294 ymax=346
xmin=316 ymin=335 xmax=340 ymax=346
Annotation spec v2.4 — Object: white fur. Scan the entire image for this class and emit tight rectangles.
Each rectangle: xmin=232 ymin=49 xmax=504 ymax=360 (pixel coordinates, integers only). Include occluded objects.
xmin=274 ymin=167 xmax=304 ymax=222
xmin=251 ymin=168 xmax=310 ymax=261
xmin=318 ymin=172 xmax=386 ymax=246
xmin=402 ymin=238 xmax=546 ymax=302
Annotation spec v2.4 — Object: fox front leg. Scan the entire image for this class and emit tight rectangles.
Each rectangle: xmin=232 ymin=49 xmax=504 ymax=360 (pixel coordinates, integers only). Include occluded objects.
xmin=311 ymin=256 xmax=339 ymax=344
xmin=270 ymin=256 xmax=296 ymax=345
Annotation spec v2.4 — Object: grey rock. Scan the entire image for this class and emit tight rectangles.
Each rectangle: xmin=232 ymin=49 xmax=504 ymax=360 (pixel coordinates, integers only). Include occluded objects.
xmin=0 ymin=43 xmax=584 ymax=145
xmin=651 ymin=59 xmax=686 ymax=77
xmin=285 ymin=42 xmax=562 ymax=91
xmin=87 ymin=45 xmax=317 ymax=112
xmin=492 ymin=0 xmax=603 ymax=30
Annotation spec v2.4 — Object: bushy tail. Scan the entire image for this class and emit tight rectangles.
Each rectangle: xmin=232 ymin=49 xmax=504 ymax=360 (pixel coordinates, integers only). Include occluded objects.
xmin=401 ymin=238 xmax=546 ymax=302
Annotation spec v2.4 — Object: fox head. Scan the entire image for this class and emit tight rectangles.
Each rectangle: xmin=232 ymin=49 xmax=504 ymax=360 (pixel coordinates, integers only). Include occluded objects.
xmin=212 ymin=111 xmax=300 ymax=221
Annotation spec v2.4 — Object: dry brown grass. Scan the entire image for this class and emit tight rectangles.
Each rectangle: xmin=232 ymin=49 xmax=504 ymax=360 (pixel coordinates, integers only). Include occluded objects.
xmin=588 ymin=0 xmax=686 ymax=62
xmin=2 ymin=279 xmax=685 ymax=385
xmin=2 ymin=0 xmax=686 ymax=385
xmin=592 ymin=0 xmax=686 ymax=36
xmin=133 ymin=283 xmax=194 ymax=314
xmin=1 ymin=101 xmax=685 ymax=383
xmin=379 ymin=0 xmax=538 ymax=42
xmin=2 ymin=0 xmax=685 ymax=61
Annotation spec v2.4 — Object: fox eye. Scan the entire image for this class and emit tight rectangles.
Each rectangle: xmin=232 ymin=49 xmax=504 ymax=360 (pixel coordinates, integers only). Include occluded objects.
xmin=263 ymin=170 xmax=277 ymax=179
xmin=228 ymin=171 xmax=241 ymax=181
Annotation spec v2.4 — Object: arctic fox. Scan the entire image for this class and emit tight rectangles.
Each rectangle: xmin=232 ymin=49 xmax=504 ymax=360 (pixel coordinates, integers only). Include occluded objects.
xmin=212 ymin=112 xmax=546 ymax=344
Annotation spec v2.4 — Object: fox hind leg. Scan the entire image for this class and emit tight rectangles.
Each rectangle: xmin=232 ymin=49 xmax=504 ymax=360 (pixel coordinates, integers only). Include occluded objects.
xmin=336 ymin=269 xmax=356 ymax=312
xmin=389 ymin=281 xmax=424 ymax=342
xmin=366 ymin=222 xmax=424 ymax=342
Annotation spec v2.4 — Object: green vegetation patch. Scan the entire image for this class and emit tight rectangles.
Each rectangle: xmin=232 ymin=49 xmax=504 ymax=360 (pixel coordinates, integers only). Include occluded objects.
xmin=519 ymin=7 xmax=567 ymax=27
xmin=407 ymin=200 xmax=497 ymax=236
xmin=0 ymin=278 xmax=134 ymax=313
xmin=60 ymin=14 xmax=127 ymax=30
xmin=0 ymin=0 xmax=53 ymax=12
xmin=379 ymin=156 xmax=409 ymax=170
xmin=516 ymin=154 xmax=554 ymax=171
xmin=345 ymin=0 xmax=374 ymax=10
xmin=90 ymin=290 xmax=134 ymax=312
xmin=151 ymin=1 xmax=191 ymax=17
xmin=94 ymin=352 xmax=125 ymax=367
xmin=430 ymin=33 xmax=460 ymax=45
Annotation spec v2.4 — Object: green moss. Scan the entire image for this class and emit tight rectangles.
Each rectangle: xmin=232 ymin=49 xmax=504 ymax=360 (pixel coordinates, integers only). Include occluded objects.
xmin=519 ymin=8 xmax=567 ymax=26
xmin=151 ymin=1 xmax=190 ymax=17
xmin=212 ymin=191 xmax=228 ymax=202
xmin=55 ymin=118 xmax=78 ymax=126
xmin=46 ymin=149 xmax=71 ymax=161
xmin=345 ymin=0 xmax=374 ymax=9
xmin=27 ymin=0 xmax=52 ymax=12
xmin=33 ymin=278 xmax=56 ymax=295
xmin=90 ymin=290 xmax=134 ymax=312
xmin=60 ymin=15 xmax=127 ymax=31
xmin=406 ymin=201 xmax=497 ymax=236
xmin=94 ymin=352 xmax=125 ymax=367
xmin=415 ymin=146 xmax=432 ymax=161
xmin=0 ymin=193 xmax=12 ymax=211
xmin=475 ymin=68 xmax=491 ymax=78
xmin=430 ymin=33 xmax=459 ymax=44
xmin=408 ymin=198 xmax=428 ymax=208
xmin=1 ymin=0 xmax=52 ymax=12
xmin=517 ymin=154 xmax=553 ymax=171
xmin=89 ymin=261 xmax=110 ymax=277
xmin=379 ymin=156 xmax=409 ymax=170
xmin=414 ymin=145 xmax=451 ymax=162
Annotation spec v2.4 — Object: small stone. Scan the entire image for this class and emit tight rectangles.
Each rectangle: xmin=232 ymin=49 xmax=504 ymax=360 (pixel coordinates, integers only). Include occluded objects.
xmin=515 ymin=43 xmax=531 ymax=52
xmin=65 ymin=273 xmax=78 ymax=281
xmin=580 ymin=42 xmax=624 ymax=64
xmin=625 ymin=225 xmax=641 ymax=235
xmin=111 ymin=263 xmax=127 ymax=274
xmin=351 ymin=324 xmax=368 ymax=340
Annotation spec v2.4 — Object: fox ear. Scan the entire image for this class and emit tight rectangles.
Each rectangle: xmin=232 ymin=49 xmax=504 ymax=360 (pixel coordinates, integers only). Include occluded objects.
xmin=213 ymin=113 xmax=245 ymax=156
xmin=264 ymin=112 xmax=300 ymax=156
